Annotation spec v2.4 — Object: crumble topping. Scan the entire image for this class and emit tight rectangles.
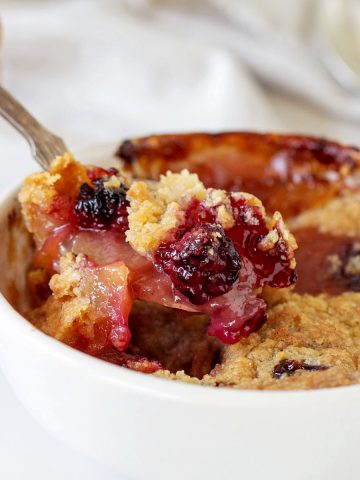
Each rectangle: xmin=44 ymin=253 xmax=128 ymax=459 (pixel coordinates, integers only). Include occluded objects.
xmin=203 ymin=291 xmax=360 ymax=389
xmin=156 ymin=290 xmax=360 ymax=389
xmin=258 ymin=229 xmax=279 ymax=251
xmin=19 ymin=153 xmax=88 ymax=211
xmin=19 ymin=154 xmax=90 ymax=245
xmin=344 ymin=246 xmax=360 ymax=276
xmin=29 ymin=252 xmax=131 ymax=353
xmin=204 ymin=189 xmax=235 ymax=229
xmin=231 ymin=191 xmax=264 ymax=210
xmin=325 ymin=254 xmax=344 ymax=276
xmin=290 ymin=193 xmax=360 ymax=237
xmin=104 ymin=175 xmax=124 ymax=190
xmin=29 ymin=253 xmax=90 ymax=343
xmin=126 ymin=169 xmax=207 ymax=254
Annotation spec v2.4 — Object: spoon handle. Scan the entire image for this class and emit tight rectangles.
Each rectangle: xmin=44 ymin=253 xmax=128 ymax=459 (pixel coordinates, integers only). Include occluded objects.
xmin=0 ymin=85 xmax=68 ymax=170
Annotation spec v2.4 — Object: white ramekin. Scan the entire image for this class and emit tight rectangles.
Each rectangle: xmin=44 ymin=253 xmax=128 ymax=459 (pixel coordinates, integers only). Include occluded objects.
xmin=0 ymin=146 xmax=359 ymax=480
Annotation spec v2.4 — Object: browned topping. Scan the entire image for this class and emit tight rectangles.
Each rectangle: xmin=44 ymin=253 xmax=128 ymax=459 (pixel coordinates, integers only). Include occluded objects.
xmin=116 ymin=132 xmax=360 ymax=218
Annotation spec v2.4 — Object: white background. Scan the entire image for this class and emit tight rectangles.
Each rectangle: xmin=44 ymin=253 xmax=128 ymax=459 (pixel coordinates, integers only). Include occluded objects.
xmin=0 ymin=1 xmax=359 ymax=479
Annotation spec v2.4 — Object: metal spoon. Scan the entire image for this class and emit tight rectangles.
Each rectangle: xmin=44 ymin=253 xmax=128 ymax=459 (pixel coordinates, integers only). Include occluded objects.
xmin=0 ymin=85 xmax=68 ymax=170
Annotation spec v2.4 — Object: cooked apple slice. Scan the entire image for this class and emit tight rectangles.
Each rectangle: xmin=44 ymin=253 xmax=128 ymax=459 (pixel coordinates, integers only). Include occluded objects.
xmin=30 ymin=253 xmax=132 ymax=354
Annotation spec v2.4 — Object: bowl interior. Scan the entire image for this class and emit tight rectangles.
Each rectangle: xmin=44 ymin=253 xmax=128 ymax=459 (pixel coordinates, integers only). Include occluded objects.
xmin=0 ymin=193 xmax=33 ymax=315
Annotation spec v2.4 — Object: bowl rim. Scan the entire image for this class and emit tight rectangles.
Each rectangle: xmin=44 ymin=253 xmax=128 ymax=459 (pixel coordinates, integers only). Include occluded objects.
xmin=1 ymin=175 xmax=360 ymax=406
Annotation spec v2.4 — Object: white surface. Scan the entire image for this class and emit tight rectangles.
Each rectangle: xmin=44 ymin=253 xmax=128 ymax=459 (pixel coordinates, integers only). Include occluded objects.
xmin=0 ymin=1 xmax=359 ymax=479
xmin=0 ymin=370 xmax=118 ymax=480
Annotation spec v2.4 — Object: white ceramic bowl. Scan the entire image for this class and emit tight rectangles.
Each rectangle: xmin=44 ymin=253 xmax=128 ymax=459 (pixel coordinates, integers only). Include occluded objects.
xmin=0 ymin=145 xmax=360 ymax=480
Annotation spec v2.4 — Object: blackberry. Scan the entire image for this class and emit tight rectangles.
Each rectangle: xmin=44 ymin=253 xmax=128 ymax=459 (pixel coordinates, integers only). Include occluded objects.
xmin=272 ymin=360 xmax=329 ymax=379
xmin=74 ymin=178 xmax=129 ymax=232
xmin=155 ymin=223 xmax=241 ymax=305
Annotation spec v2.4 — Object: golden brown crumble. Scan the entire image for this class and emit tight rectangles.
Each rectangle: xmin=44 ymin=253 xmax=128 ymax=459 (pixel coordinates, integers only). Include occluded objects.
xmin=204 ymin=189 xmax=235 ymax=229
xmin=29 ymin=253 xmax=130 ymax=353
xmin=344 ymin=247 xmax=360 ymax=276
xmin=290 ymin=193 xmax=360 ymax=237
xmin=103 ymin=171 xmax=132 ymax=190
xmin=29 ymin=253 xmax=91 ymax=343
xmin=205 ymin=291 xmax=360 ymax=389
xmin=19 ymin=154 xmax=88 ymax=245
xmin=126 ymin=170 xmax=207 ymax=254
xmin=156 ymin=291 xmax=360 ymax=389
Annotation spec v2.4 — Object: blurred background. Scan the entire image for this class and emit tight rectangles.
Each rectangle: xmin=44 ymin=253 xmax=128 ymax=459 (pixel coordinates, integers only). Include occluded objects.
xmin=0 ymin=0 xmax=359 ymax=478
xmin=1 ymin=0 xmax=360 ymax=181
